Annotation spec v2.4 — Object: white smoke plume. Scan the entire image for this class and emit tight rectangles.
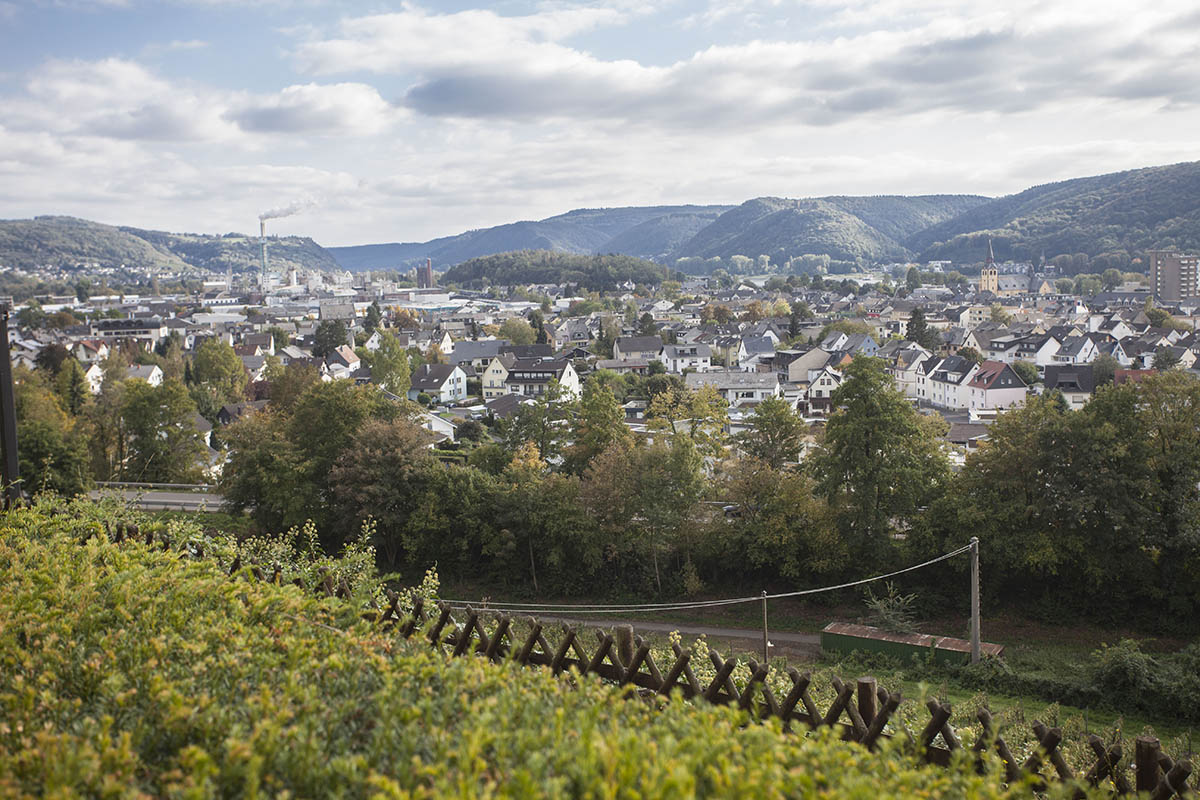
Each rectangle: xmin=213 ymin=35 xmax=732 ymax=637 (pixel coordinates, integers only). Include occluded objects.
xmin=259 ymin=197 xmax=317 ymax=221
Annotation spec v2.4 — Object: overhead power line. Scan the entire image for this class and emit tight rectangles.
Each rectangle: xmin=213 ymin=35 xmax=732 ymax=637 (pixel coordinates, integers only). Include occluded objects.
xmin=441 ymin=543 xmax=972 ymax=615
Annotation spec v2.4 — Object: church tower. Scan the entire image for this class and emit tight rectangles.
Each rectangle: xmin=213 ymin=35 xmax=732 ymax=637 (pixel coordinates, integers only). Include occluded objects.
xmin=979 ymin=238 xmax=999 ymax=294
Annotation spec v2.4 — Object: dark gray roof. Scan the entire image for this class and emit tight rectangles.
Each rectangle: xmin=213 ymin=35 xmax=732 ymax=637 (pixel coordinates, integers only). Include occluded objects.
xmin=1043 ymin=364 xmax=1095 ymax=394
xmin=411 ymin=363 xmax=458 ymax=390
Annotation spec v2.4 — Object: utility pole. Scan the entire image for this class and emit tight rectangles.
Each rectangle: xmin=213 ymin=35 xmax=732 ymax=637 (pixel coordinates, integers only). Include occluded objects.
xmin=0 ymin=303 xmax=19 ymax=507
xmin=760 ymin=590 xmax=769 ymax=666
xmin=969 ymin=537 xmax=981 ymax=663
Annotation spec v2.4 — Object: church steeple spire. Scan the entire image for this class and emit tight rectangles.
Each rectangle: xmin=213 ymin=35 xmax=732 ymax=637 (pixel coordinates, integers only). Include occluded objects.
xmin=986 ymin=237 xmax=995 ymax=266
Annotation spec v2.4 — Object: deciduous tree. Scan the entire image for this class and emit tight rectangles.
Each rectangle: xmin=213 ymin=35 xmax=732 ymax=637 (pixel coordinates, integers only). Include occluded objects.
xmin=809 ymin=356 xmax=949 ymax=557
xmin=734 ymin=395 xmax=805 ymax=469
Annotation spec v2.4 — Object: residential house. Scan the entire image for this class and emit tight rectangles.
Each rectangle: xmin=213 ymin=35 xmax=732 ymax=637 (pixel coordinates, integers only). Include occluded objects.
xmin=451 ymin=339 xmax=509 ymax=373
xmin=685 ymin=370 xmax=780 ymax=406
xmin=217 ymin=400 xmax=270 ymax=426
xmin=1042 ymin=365 xmax=1095 ymax=410
xmin=127 ymin=364 xmax=163 ymax=386
xmin=482 ymin=354 xmax=514 ymax=398
xmin=613 ymin=336 xmax=663 ymax=362
xmin=917 ymin=355 xmax=978 ymax=410
xmin=594 ymin=358 xmax=651 ymax=375
xmin=502 ymin=358 xmax=581 ymax=399
xmin=409 ymin=363 xmax=469 ymax=404
xmin=964 ymin=360 xmax=1028 ymax=411
xmin=1050 ymin=336 xmax=1099 ymax=365
xmin=72 ymin=339 xmax=109 ymax=365
xmin=804 ymin=365 xmax=843 ymax=416
xmin=662 ymin=343 xmax=712 ymax=373
xmin=738 ymin=336 xmax=776 ymax=371
xmin=84 ymin=363 xmax=104 ymax=394
xmin=325 ymin=345 xmax=360 ymax=380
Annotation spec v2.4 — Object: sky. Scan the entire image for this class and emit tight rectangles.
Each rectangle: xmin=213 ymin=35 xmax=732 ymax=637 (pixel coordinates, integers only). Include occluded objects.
xmin=1 ymin=0 xmax=1199 ymax=247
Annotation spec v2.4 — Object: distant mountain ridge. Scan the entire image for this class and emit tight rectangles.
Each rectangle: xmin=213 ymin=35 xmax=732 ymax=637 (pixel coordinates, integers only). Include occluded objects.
xmin=0 ymin=216 xmax=340 ymax=274
xmin=326 ymin=205 xmax=733 ymax=271
xmin=8 ymin=161 xmax=1200 ymax=276
xmin=909 ymin=161 xmax=1200 ymax=264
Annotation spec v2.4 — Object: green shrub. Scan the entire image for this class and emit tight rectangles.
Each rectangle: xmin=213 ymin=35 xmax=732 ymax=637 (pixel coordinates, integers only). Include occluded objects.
xmin=1090 ymin=639 xmax=1158 ymax=696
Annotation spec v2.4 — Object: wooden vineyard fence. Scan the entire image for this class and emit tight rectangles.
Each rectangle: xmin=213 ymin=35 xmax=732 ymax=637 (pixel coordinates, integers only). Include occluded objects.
xmin=103 ymin=521 xmax=1194 ymax=797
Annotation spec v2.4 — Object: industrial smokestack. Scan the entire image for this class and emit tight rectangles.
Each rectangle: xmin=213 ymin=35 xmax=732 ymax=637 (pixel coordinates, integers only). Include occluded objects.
xmin=259 ymin=219 xmax=268 ymax=288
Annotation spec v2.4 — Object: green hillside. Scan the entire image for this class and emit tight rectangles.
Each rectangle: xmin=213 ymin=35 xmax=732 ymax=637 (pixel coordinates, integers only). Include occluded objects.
xmin=0 ymin=216 xmax=341 ymax=274
xmin=441 ymin=249 xmax=674 ymax=289
xmin=326 ymin=205 xmax=733 ymax=271
xmin=671 ymin=197 xmax=910 ymax=265
xmin=910 ymin=161 xmax=1200 ymax=267
xmin=125 ymin=226 xmax=342 ymax=273
xmin=0 ymin=216 xmax=187 ymax=270
xmin=599 ymin=210 xmax=729 ymax=259
xmin=667 ymin=195 xmax=988 ymax=267
xmin=0 ymin=497 xmax=1035 ymax=798
xmin=824 ymin=195 xmax=990 ymax=243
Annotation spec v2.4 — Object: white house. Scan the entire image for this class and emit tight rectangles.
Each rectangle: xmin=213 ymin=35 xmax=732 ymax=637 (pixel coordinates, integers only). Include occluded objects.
xmin=917 ymin=355 xmax=977 ymax=410
xmin=502 ymin=358 xmax=581 ymax=399
xmin=84 ymin=363 xmax=104 ymax=394
xmin=126 ymin=364 xmax=163 ymax=387
xmin=685 ymin=370 xmax=780 ymax=406
xmin=964 ymin=360 xmax=1028 ymax=411
xmin=409 ymin=363 xmax=468 ymax=404
xmin=662 ymin=343 xmax=712 ymax=373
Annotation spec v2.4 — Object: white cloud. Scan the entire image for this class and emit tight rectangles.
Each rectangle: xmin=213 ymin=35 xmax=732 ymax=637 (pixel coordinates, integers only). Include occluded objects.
xmin=289 ymin=2 xmax=1200 ymax=129
xmin=7 ymin=58 xmax=400 ymax=142
xmin=228 ymin=83 xmax=401 ymax=135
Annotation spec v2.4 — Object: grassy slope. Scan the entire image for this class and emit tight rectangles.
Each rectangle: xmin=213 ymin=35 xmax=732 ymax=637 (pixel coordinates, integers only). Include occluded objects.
xmin=0 ymin=497 xmax=1056 ymax=799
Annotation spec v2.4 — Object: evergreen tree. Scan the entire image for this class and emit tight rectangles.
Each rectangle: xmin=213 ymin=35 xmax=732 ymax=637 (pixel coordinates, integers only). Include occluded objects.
xmin=364 ymin=301 xmax=383 ymax=334
xmin=906 ymin=308 xmax=939 ymax=350
xmin=313 ymin=320 xmax=348 ymax=358
xmin=54 ymin=357 xmax=89 ymax=416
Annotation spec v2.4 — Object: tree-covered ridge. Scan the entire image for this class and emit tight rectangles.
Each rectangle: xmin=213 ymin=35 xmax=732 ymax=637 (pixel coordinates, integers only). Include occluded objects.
xmin=596 ymin=210 xmax=730 ymax=260
xmin=668 ymin=195 xmax=989 ymax=268
xmin=0 ymin=497 xmax=1041 ymax=798
xmin=327 ymin=204 xmax=734 ymax=271
xmin=124 ymin=226 xmax=342 ymax=273
xmin=0 ymin=216 xmax=188 ymax=270
xmin=910 ymin=160 xmax=1200 ymax=266
xmin=672 ymin=197 xmax=912 ymax=265
xmin=0 ymin=215 xmax=341 ymax=273
xmin=442 ymin=249 xmax=675 ymax=289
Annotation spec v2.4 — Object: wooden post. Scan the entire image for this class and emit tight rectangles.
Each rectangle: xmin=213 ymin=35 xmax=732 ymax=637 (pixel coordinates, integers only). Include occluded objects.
xmin=969 ymin=537 xmax=981 ymax=664
xmin=616 ymin=624 xmax=635 ymax=671
xmin=761 ymin=590 xmax=769 ymax=666
xmin=0 ymin=304 xmax=19 ymax=508
xmin=857 ymin=677 xmax=877 ymax=725
xmin=1136 ymin=736 xmax=1161 ymax=793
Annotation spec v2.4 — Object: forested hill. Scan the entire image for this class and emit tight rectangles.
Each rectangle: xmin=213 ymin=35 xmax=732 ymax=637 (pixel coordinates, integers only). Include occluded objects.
xmin=326 ymin=205 xmax=732 ymax=271
xmin=440 ymin=250 xmax=674 ymax=289
xmin=0 ymin=216 xmax=341 ymax=273
xmin=909 ymin=161 xmax=1200 ymax=265
xmin=667 ymin=195 xmax=987 ymax=265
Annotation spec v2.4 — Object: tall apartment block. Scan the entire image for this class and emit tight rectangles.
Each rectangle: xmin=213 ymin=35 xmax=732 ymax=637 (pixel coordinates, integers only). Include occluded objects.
xmin=1148 ymin=250 xmax=1199 ymax=302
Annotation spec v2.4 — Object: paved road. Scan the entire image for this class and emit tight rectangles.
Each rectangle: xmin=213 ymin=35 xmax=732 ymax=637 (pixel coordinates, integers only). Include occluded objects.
xmin=89 ymin=489 xmax=225 ymax=512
